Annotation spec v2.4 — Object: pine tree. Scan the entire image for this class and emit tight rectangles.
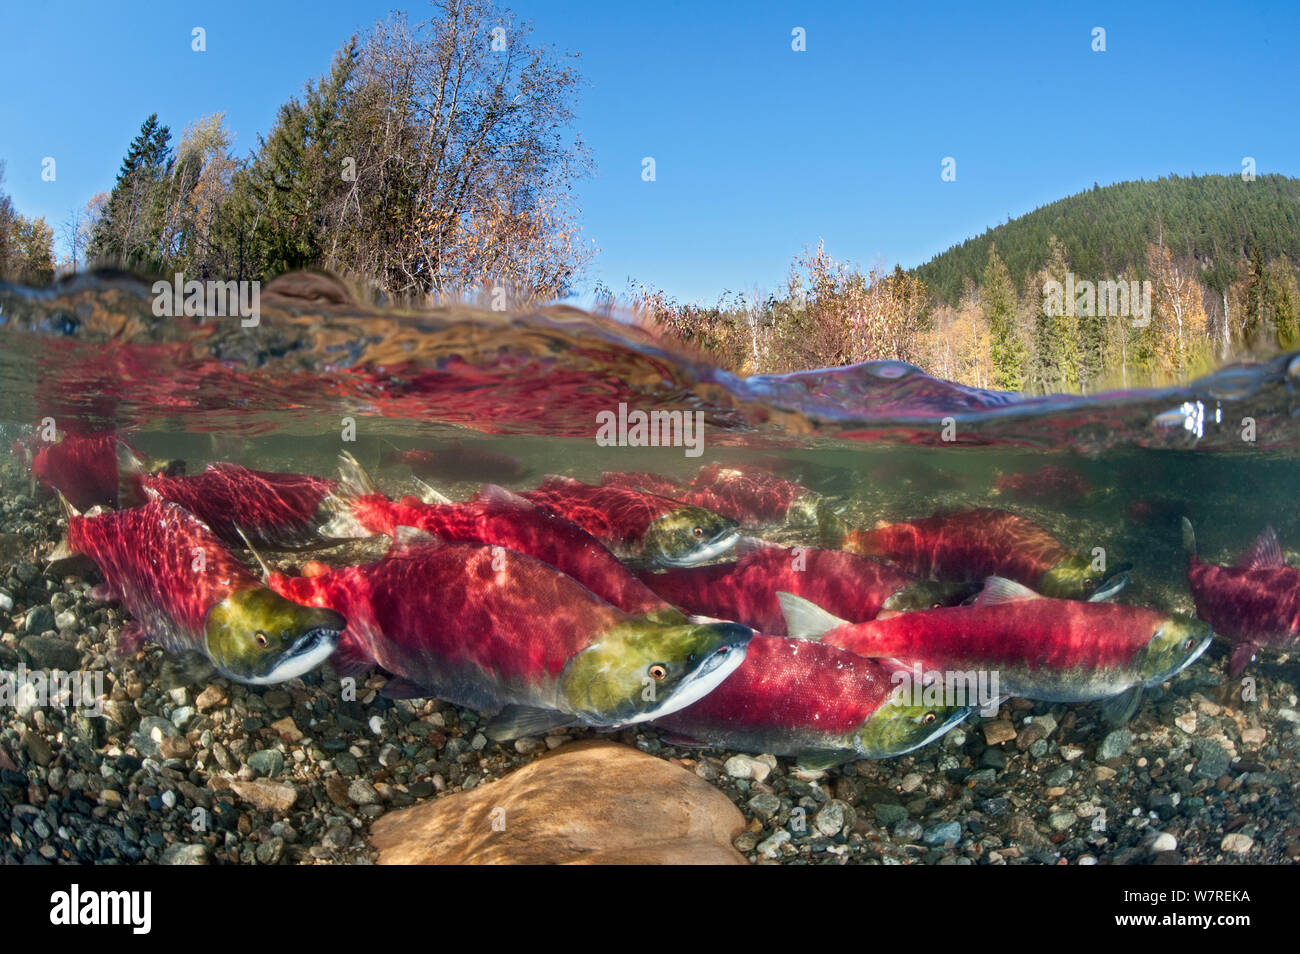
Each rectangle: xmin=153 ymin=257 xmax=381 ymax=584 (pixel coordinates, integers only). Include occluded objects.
xmin=88 ymin=114 xmax=174 ymax=268
xmin=982 ymin=246 xmax=1024 ymax=390
xmin=244 ymin=40 xmax=358 ymax=277
xmin=1264 ymin=256 xmax=1300 ymax=348
xmin=1242 ymin=240 xmax=1266 ymax=346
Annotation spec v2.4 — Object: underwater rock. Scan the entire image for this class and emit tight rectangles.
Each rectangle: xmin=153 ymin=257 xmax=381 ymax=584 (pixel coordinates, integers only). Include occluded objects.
xmin=370 ymin=740 xmax=748 ymax=864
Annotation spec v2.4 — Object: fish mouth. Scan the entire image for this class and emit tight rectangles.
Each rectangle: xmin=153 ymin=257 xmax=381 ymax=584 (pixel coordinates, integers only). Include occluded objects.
xmin=1157 ymin=629 xmax=1214 ymax=684
xmin=658 ymin=529 xmax=741 ymax=567
xmin=1090 ymin=571 xmax=1130 ymax=602
xmin=247 ymin=624 xmax=342 ymax=685
xmin=893 ymin=706 xmax=974 ymax=756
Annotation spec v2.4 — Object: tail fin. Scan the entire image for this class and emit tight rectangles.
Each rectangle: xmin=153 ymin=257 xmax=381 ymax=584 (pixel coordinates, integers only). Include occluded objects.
xmin=316 ymin=451 xmax=379 ymax=539
xmin=116 ymin=440 xmax=147 ymax=507
xmin=411 ymin=477 xmax=451 ymax=505
xmin=1181 ymin=517 xmax=1197 ymax=560
xmin=338 ymin=451 xmax=379 ymax=498
xmin=46 ymin=491 xmax=81 ymax=563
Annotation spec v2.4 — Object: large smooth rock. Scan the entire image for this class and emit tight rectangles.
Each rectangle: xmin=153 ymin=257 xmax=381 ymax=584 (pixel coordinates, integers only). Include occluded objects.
xmin=370 ymin=740 xmax=747 ymax=865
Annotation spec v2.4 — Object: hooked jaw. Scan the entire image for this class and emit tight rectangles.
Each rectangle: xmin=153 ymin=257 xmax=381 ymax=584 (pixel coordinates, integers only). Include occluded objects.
xmin=561 ymin=619 xmax=751 ymax=726
xmin=645 ymin=507 xmax=741 ymax=567
xmin=244 ymin=622 xmax=341 ymax=685
xmin=857 ymin=704 xmax=973 ymax=759
xmin=657 ymin=528 xmax=741 ymax=567
xmin=625 ymin=625 xmax=751 ymax=723
xmin=204 ymin=587 xmax=345 ymax=685
xmin=1141 ymin=616 xmax=1213 ymax=687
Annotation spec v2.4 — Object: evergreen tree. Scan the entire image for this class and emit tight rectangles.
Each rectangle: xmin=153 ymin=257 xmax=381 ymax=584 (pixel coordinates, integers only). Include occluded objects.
xmin=1242 ymin=240 xmax=1266 ymax=345
xmin=981 ymin=246 xmax=1024 ymax=390
xmin=1264 ymin=256 xmax=1300 ymax=348
xmin=243 ymin=41 xmax=359 ymax=276
xmin=88 ymin=114 xmax=174 ymax=268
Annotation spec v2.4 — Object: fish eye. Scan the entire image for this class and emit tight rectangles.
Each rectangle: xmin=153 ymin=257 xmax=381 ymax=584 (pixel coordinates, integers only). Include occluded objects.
xmin=922 ymin=711 xmax=937 ymax=725
xmin=1084 ymin=578 xmax=1095 ymax=587
xmin=692 ymin=526 xmax=704 ymax=537
xmin=255 ymin=631 xmax=269 ymax=647
xmin=649 ymin=664 xmax=668 ymax=680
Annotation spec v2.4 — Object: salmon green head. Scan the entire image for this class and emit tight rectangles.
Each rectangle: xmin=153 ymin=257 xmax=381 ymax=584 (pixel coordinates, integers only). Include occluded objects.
xmin=642 ymin=506 xmax=740 ymax=567
xmin=1139 ymin=613 xmax=1213 ymax=687
xmin=1038 ymin=554 xmax=1121 ymax=600
xmin=559 ymin=617 xmax=751 ymax=726
xmin=204 ymin=586 xmax=345 ymax=684
xmin=856 ymin=701 xmax=972 ymax=758
xmin=881 ymin=580 xmax=980 ymax=615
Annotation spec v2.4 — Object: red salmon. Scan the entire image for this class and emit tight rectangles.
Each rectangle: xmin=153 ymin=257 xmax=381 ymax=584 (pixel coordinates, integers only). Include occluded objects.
xmin=1183 ymin=519 xmax=1300 ymax=676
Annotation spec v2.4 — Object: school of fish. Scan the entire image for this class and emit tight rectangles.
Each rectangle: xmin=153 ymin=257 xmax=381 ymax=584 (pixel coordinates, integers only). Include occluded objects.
xmin=22 ymin=431 xmax=1295 ymax=771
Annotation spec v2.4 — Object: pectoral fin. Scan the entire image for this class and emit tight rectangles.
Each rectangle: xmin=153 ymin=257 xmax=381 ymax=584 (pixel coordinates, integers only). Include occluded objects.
xmin=485 ymin=705 xmax=576 ymax=741
xmin=1229 ymin=642 xmax=1258 ymax=679
xmin=379 ymin=676 xmax=433 ymax=700
xmin=1099 ymin=685 xmax=1143 ymax=726
xmin=794 ymin=749 xmax=857 ymax=771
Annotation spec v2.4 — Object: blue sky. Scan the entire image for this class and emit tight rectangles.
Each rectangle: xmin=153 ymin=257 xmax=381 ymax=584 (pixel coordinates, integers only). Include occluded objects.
xmin=2 ymin=0 xmax=1297 ymax=303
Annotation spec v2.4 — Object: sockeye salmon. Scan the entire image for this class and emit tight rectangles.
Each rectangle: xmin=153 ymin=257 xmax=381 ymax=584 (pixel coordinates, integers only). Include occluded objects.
xmin=605 ymin=464 xmax=822 ymax=528
xmin=637 ymin=540 xmax=973 ymax=635
xmin=324 ymin=453 xmax=677 ymax=618
xmin=267 ymin=532 xmax=752 ymax=739
xmin=1183 ymin=519 xmax=1300 ymax=677
xmin=19 ymin=431 xmax=175 ymax=511
xmin=51 ymin=492 xmax=344 ymax=684
xmin=993 ymin=464 xmax=1091 ymax=506
xmin=518 ymin=475 xmax=739 ymax=567
xmin=780 ymin=577 xmax=1212 ymax=723
xmin=844 ymin=507 xmax=1127 ymax=600
xmin=118 ymin=443 xmax=365 ymax=550
xmin=654 ymin=635 xmax=971 ymax=768
xmin=381 ymin=439 xmax=525 ymax=483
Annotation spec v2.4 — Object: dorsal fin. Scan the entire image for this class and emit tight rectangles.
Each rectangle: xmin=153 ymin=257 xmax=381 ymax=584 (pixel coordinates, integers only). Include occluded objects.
xmin=1238 ymin=526 xmax=1284 ymax=569
xmin=975 ymin=576 xmax=1042 ymax=606
xmin=777 ymin=592 xmax=847 ymax=638
xmin=479 ymin=483 xmax=534 ymax=509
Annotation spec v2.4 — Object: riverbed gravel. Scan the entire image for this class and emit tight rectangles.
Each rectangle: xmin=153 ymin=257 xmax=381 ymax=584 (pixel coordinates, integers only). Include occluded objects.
xmin=3 ymin=461 xmax=1298 ymax=866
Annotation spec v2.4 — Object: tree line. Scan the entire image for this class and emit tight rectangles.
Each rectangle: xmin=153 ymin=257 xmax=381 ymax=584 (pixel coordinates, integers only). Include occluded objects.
xmin=2 ymin=3 xmax=1298 ymax=396
xmin=40 ymin=0 xmax=591 ymax=306
xmin=631 ymin=227 xmax=1300 ymax=394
